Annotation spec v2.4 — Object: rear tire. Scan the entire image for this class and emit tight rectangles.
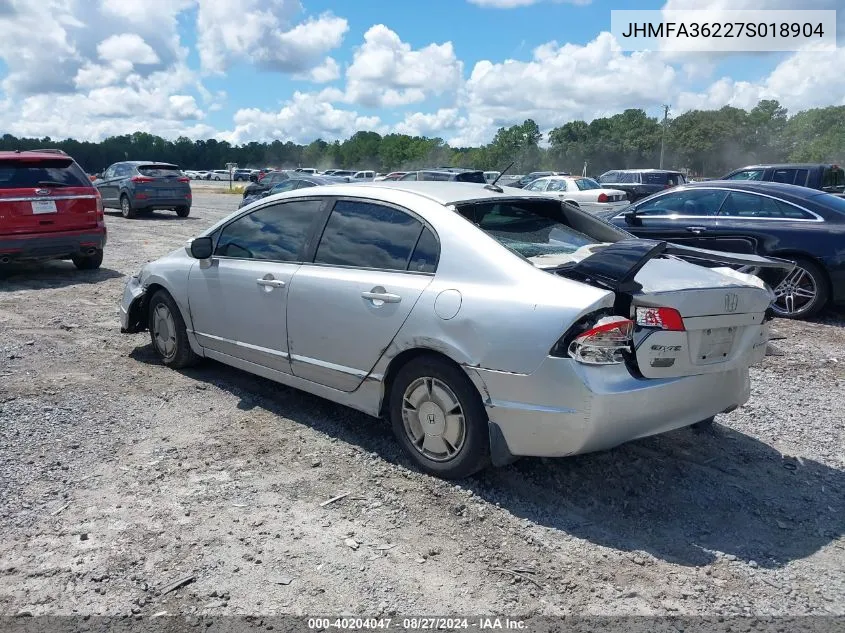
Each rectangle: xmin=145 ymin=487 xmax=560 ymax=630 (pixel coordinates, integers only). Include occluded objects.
xmin=389 ymin=355 xmax=490 ymax=479
xmin=120 ymin=194 xmax=136 ymax=219
xmin=72 ymin=250 xmax=103 ymax=270
xmin=768 ymin=257 xmax=829 ymax=319
xmin=175 ymin=206 xmax=190 ymax=218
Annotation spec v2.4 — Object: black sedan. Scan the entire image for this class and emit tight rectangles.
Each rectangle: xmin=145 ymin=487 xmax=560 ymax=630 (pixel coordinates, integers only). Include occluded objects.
xmin=238 ymin=175 xmax=348 ymax=208
xmin=597 ymin=181 xmax=845 ymax=319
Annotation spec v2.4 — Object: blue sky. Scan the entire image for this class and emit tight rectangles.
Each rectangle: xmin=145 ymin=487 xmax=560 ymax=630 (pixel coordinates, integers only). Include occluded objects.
xmin=0 ymin=0 xmax=841 ymax=146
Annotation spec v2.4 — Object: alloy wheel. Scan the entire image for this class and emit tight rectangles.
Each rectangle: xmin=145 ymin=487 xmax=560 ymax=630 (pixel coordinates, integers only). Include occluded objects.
xmin=401 ymin=377 xmax=466 ymax=462
xmin=772 ymin=264 xmax=817 ymax=317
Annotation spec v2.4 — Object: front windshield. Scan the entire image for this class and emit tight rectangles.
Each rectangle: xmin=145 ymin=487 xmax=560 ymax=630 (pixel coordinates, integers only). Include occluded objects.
xmin=456 ymin=200 xmax=597 ymax=261
xmin=574 ymin=178 xmax=601 ymax=191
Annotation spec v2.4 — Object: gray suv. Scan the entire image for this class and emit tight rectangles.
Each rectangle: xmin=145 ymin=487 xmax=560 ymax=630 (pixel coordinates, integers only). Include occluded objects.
xmin=95 ymin=161 xmax=192 ymax=219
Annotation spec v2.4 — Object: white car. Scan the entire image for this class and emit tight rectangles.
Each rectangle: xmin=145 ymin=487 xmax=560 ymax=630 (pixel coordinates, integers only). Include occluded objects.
xmin=525 ymin=176 xmax=630 ymax=213
xmin=353 ymin=170 xmax=376 ymax=180
xmin=209 ymin=170 xmax=230 ymax=181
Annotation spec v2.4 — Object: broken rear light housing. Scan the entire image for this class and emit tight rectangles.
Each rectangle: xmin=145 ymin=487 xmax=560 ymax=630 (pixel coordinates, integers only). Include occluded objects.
xmin=635 ymin=306 xmax=685 ymax=331
xmin=565 ymin=316 xmax=634 ymax=365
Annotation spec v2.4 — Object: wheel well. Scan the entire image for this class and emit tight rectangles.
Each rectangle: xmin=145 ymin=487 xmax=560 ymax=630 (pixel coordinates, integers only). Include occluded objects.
xmin=768 ymin=251 xmax=832 ymax=293
xmin=133 ymin=283 xmax=167 ymax=330
xmin=378 ymin=348 xmax=468 ymax=418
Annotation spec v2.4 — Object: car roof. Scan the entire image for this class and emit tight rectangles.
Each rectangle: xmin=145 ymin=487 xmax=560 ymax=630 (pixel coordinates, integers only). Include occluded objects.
xmin=612 ymin=168 xmax=683 ymax=174
xmin=284 ymin=180 xmax=554 ymax=206
xmin=729 ymin=163 xmax=839 ymax=170
xmin=674 ymin=180 xmax=831 ymax=201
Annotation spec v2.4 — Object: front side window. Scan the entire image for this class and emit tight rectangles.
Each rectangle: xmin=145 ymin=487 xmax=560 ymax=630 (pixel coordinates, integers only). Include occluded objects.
xmin=314 ymin=200 xmax=424 ymax=271
xmin=598 ymin=172 xmax=616 ymax=183
xmin=215 ymin=199 xmax=324 ymax=261
xmin=633 ymin=189 xmax=728 ymax=216
xmin=400 ymin=172 xmax=418 ymax=181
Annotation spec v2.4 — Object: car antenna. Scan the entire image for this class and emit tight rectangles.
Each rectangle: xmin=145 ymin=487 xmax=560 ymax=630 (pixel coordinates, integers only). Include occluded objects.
xmin=484 ymin=161 xmax=514 ymax=193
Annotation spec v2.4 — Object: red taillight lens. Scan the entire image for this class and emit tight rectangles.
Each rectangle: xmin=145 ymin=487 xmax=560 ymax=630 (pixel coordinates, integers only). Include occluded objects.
xmin=177 ymin=177 xmax=190 ymax=182
xmin=95 ymin=191 xmax=104 ymax=220
xmin=597 ymin=192 xmax=609 ymax=203
xmin=568 ymin=317 xmax=634 ymax=365
xmin=635 ymin=306 xmax=685 ymax=331
xmin=131 ymin=175 xmax=154 ymax=183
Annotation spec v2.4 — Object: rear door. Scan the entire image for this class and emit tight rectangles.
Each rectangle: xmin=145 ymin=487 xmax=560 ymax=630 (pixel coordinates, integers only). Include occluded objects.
xmin=0 ymin=157 xmax=99 ymax=236
xmin=286 ymin=198 xmax=438 ymax=391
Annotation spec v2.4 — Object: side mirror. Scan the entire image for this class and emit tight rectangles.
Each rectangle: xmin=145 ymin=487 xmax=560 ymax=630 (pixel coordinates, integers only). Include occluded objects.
xmin=189 ymin=236 xmax=213 ymax=259
xmin=249 ymin=174 xmax=258 ymax=182
xmin=623 ymin=212 xmax=641 ymax=226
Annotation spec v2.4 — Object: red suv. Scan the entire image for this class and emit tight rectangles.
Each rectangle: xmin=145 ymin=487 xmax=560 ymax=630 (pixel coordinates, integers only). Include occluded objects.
xmin=0 ymin=150 xmax=106 ymax=269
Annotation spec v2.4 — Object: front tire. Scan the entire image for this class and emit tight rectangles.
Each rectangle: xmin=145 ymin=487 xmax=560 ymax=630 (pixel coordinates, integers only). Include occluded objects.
xmin=72 ymin=250 xmax=103 ymax=270
xmin=120 ymin=194 xmax=136 ymax=219
xmin=148 ymin=290 xmax=199 ymax=369
xmin=389 ymin=356 xmax=490 ymax=479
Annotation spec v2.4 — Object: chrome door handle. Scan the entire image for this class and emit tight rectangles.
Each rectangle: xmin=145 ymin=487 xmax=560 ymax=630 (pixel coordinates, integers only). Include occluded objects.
xmin=362 ymin=291 xmax=401 ymax=304
xmin=686 ymin=226 xmax=706 ymax=234
xmin=256 ymin=278 xmax=285 ymax=288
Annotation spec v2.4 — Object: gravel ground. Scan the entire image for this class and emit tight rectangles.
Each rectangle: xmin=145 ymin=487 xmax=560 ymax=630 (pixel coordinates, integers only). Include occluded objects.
xmin=1 ymin=190 xmax=844 ymax=618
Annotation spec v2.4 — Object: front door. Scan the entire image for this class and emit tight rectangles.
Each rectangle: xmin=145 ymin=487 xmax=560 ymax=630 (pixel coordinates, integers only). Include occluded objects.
xmin=187 ymin=198 xmax=327 ymax=372
xmin=286 ymin=198 xmax=439 ymax=391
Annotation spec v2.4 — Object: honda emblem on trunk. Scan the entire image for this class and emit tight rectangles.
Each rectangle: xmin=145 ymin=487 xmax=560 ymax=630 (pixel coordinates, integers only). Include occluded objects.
xmin=35 ymin=189 xmax=50 ymax=196
xmin=725 ymin=293 xmax=739 ymax=313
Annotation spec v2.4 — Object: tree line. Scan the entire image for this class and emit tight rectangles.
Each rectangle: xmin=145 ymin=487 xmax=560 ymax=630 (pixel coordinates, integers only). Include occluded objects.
xmin=1 ymin=100 xmax=841 ymax=178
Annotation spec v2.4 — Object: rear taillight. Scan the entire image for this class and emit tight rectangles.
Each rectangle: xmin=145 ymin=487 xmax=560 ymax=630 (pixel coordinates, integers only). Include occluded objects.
xmin=131 ymin=175 xmax=154 ymax=183
xmin=178 ymin=177 xmax=190 ymax=182
xmin=635 ymin=306 xmax=685 ymax=331
xmin=95 ymin=191 xmax=104 ymax=219
xmin=597 ymin=192 xmax=609 ymax=203
xmin=567 ymin=316 xmax=634 ymax=365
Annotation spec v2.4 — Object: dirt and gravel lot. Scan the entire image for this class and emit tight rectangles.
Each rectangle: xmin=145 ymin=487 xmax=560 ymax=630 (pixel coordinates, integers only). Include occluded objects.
xmin=1 ymin=188 xmax=844 ymax=618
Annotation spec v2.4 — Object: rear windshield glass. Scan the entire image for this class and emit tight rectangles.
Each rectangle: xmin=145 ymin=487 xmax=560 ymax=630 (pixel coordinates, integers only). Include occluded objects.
xmin=138 ymin=165 xmax=182 ymax=178
xmin=813 ymin=192 xmax=845 ymax=215
xmin=454 ymin=171 xmax=486 ymax=183
xmin=456 ymin=200 xmax=597 ymax=261
xmin=642 ymin=172 xmax=685 ymax=185
xmin=0 ymin=159 xmax=90 ymax=188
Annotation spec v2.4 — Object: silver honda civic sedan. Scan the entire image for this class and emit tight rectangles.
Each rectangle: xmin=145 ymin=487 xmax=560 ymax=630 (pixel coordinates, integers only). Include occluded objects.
xmin=120 ymin=181 xmax=789 ymax=479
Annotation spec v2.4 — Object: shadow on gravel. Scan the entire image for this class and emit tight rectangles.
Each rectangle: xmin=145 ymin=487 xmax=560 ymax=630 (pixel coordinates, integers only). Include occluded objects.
xmin=129 ymin=343 xmax=845 ymax=571
xmin=104 ymin=211 xmax=200 ymax=221
xmin=0 ymin=261 xmax=122 ymax=291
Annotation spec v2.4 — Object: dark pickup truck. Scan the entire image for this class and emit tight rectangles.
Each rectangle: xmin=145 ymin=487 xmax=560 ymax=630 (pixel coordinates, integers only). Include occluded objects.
xmin=596 ymin=169 xmax=687 ymax=202
xmin=722 ymin=163 xmax=845 ymax=196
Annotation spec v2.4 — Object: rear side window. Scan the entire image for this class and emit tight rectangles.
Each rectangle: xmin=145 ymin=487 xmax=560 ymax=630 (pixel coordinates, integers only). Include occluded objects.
xmin=314 ymin=200 xmax=423 ymax=271
xmin=719 ymin=192 xmax=815 ymax=219
xmin=215 ymin=199 xmax=324 ymax=261
xmin=419 ymin=171 xmax=451 ymax=181
xmin=400 ymin=172 xmax=418 ymax=181
xmin=0 ymin=159 xmax=90 ymax=188
xmin=642 ymin=172 xmax=684 ymax=186
xmin=454 ymin=171 xmax=486 ymax=183
xmin=137 ymin=165 xmax=182 ymax=178
xmin=772 ymin=169 xmax=798 ymax=184
xmin=408 ymin=226 xmax=440 ymax=273
xmin=725 ymin=169 xmax=765 ymax=181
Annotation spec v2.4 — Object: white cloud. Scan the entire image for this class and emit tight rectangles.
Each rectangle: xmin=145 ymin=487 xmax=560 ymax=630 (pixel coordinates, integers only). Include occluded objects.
xmin=343 ymin=25 xmax=463 ymax=108
xmin=196 ymin=0 xmax=348 ymax=75
xmin=98 ymin=33 xmax=160 ymax=64
xmin=468 ymin=0 xmax=591 ymax=7
xmin=395 ymin=109 xmax=467 ymax=137
xmin=456 ymin=33 xmax=676 ymax=144
xmin=676 ymin=46 xmax=845 ymax=113
xmin=294 ymin=56 xmax=341 ymax=83
xmin=221 ymin=91 xmax=384 ymax=145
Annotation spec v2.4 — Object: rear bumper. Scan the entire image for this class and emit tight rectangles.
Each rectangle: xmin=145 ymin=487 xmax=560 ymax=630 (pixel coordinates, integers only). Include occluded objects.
xmin=133 ymin=197 xmax=191 ymax=210
xmin=470 ymin=358 xmax=751 ymax=459
xmin=0 ymin=226 xmax=107 ymax=260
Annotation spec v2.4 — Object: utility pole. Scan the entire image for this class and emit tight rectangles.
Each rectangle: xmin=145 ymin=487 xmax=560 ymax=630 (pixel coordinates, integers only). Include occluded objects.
xmin=659 ymin=104 xmax=670 ymax=169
